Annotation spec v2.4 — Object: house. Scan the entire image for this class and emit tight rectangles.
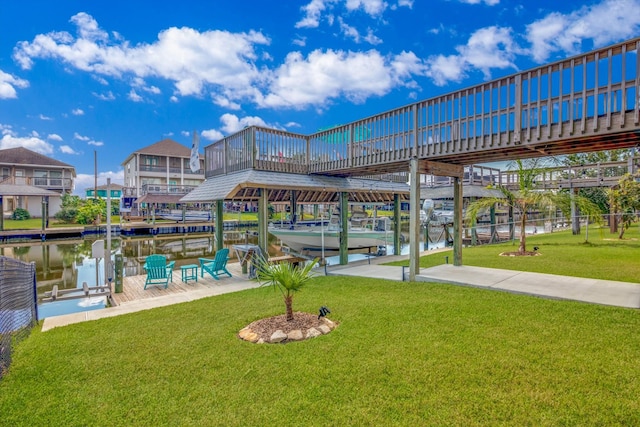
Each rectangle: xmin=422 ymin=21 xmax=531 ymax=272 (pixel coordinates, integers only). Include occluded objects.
xmin=0 ymin=147 xmax=76 ymax=218
xmin=121 ymin=139 xmax=205 ymax=216
xmin=85 ymin=183 xmax=124 ymax=201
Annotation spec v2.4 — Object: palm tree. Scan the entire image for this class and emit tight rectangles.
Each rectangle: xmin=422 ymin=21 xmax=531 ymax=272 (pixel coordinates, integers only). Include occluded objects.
xmin=465 ymin=159 xmax=603 ymax=254
xmin=607 ymin=172 xmax=640 ymax=239
xmin=256 ymin=258 xmax=318 ymax=321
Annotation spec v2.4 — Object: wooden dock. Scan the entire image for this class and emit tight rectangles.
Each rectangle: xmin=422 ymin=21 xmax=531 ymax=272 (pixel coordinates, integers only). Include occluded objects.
xmin=112 ymin=261 xmax=250 ymax=305
xmin=0 ymin=227 xmax=85 ymax=243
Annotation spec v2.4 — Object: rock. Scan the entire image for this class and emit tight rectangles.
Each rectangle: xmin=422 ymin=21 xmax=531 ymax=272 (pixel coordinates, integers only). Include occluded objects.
xmin=239 ymin=328 xmax=259 ymax=342
xmin=322 ymin=318 xmax=336 ymax=329
xmin=317 ymin=324 xmax=331 ymax=334
xmin=306 ymin=327 xmax=322 ymax=338
xmin=287 ymin=329 xmax=304 ymax=341
xmin=270 ymin=330 xmax=288 ymax=343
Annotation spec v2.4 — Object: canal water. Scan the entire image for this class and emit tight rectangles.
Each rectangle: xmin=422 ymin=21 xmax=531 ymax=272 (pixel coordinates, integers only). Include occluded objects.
xmin=0 ymin=231 xmax=262 ymax=319
xmin=2 ymin=224 xmax=450 ymax=319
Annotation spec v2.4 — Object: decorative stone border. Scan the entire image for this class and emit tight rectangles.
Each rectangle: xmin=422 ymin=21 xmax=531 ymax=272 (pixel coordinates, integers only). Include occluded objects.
xmin=238 ymin=317 xmax=337 ymax=344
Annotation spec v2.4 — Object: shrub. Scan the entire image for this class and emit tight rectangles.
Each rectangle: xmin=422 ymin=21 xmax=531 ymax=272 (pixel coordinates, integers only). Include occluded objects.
xmin=11 ymin=208 xmax=30 ymax=220
xmin=54 ymin=207 xmax=78 ymax=223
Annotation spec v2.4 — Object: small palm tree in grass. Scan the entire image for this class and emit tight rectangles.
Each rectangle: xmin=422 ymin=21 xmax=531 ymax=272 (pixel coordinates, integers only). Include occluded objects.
xmin=465 ymin=158 xmax=603 ymax=254
xmin=256 ymin=258 xmax=318 ymax=321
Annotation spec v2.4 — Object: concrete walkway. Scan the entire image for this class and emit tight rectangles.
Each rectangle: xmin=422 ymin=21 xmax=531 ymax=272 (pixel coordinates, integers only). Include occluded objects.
xmin=42 ymin=254 xmax=640 ymax=332
xmin=41 ymin=280 xmax=262 ymax=332
xmin=326 ymin=261 xmax=640 ymax=309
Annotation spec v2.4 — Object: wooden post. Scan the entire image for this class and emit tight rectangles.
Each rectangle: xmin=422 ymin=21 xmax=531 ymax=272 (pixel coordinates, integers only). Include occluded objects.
xmin=339 ymin=192 xmax=348 ymax=265
xmin=215 ymin=200 xmax=224 ymax=251
xmin=393 ymin=194 xmax=401 ymax=255
xmin=258 ymin=189 xmax=269 ymax=255
xmin=409 ymin=157 xmax=420 ymax=280
xmin=490 ymin=205 xmax=496 ymax=243
xmin=453 ymin=176 xmax=463 ymax=266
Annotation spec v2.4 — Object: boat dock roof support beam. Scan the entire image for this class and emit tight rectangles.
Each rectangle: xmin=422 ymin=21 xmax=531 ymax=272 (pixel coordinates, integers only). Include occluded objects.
xmin=258 ymin=189 xmax=269 ymax=255
xmin=453 ymin=177 xmax=463 ymax=266
xmin=215 ymin=200 xmax=224 ymax=251
xmin=393 ymin=194 xmax=401 ymax=256
xmin=339 ymin=192 xmax=348 ymax=265
xmin=409 ymin=157 xmax=420 ymax=281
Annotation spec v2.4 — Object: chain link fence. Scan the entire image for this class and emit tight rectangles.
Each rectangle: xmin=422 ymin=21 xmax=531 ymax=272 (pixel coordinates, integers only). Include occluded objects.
xmin=0 ymin=256 xmax=38 ymax=379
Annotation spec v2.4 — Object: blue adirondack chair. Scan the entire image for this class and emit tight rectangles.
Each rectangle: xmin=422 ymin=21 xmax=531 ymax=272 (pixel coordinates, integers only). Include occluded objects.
xmin=144 ymin=254 xmax=175 ymax=289
xmin=199 ymin=248 xmax=232 ymax=280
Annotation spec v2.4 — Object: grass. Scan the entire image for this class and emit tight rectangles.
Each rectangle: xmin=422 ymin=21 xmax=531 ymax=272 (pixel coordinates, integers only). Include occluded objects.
xmin=2 ymin=276 xmax=640 ymax=426
xmin=390 ymin=225 xmax=640 ymax=283
xmin=1 ymin=224 xmax=639 ymax=425
xmin=2 ymin=216 xmax=122 ymax=230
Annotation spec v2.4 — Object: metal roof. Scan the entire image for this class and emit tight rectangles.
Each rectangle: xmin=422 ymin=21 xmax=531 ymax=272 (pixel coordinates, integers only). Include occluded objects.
xmin=420 ymin=185 xmax=504 ymax=199
xmin=180 ymin=170 xmax=410 ymax=204
xmin=136 ymin=194 xmax=185 ymax=205
xmin=0 ymin=184 xmax=62 ymax=197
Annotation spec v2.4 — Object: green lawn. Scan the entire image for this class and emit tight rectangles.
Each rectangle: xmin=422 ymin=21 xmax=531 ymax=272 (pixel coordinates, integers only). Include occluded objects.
xmin=391 ymin=225 xmax=640 ymax=283
xmin=2 ymin=216 xmax=123 ymax=230
xmin=2 ymin=276 xmax=639 ymax=426
xmin=1 ymin=225 xmax=640 ymax=425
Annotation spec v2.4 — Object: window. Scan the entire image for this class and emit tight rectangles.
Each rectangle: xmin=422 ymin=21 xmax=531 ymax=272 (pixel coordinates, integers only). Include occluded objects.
xmin=34 ymin=170 xmax=48 ymax=186
xmin=50 ymin=171 xmax=62 ymax=186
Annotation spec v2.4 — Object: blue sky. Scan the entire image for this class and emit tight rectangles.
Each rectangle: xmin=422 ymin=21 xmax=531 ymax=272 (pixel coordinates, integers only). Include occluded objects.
xmin=1 ymin=0 xmax=640 ymax=194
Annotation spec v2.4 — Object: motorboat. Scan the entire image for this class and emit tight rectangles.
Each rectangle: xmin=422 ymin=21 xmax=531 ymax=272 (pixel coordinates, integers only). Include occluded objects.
xmin=157 ymin=209 xmax=212 ymax=222
xmin=268 ymin=211 xmax=394 ymax=252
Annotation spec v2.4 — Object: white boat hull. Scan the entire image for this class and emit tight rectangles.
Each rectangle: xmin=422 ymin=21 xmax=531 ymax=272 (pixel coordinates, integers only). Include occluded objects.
xmin=158 ymin=210 xmax=211 ymax=222
xmin=269 ymin=227 xmax=393 ymax=251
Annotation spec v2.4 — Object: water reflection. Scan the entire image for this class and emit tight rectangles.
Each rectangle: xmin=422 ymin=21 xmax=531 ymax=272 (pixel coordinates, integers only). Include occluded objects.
xmin=0 ymin=232 xmax=261 ymax=300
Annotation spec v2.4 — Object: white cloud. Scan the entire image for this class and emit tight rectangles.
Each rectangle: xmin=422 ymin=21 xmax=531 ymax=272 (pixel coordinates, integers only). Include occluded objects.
xmin=526 ymin=0 xmax=640 ymax=62
xmin=74 ymin=132 xmax=90 ymax=141
xmin=292 ymin=36 xmax=307 ymax=47
xmin=60 ymin=145 xmax=79 ymax=154
xmin=456 ymin=0 xmax=499 ymax=5
xmin=219 ymin=113 xmax=269 ymax=133
xmin=144 ymin=85 xmax=161 ymax=94
xmin=14 ymin=12 xmax=271 ymax=107
xmin=201 ymin=129 xmax=224 ymax=141
xmin=263 ymin=49 xmax=423 ymax=108
xmin=93 ymin=91 xmax=115 ymax=100
xmin=48 ymin=133 xmax=63 ymax=141
xmin=88 ymin=140 xmax=104 ymax=146
xmin=426 ymin=26 xmax=517 ymax=85
xmin=128 ymin=89 xmax=143 ymax=102
xmin=345 ymin=0 xmax=388 ymax=16
xmin=296 ymin=0 xmax=337 ymax=28
xmin=72 ymin=108 xmax=84 ymax=115
xmin=39 ymin=114 xmax=53 ymax=121
xmin=201 ymin=114 xmax=280 ymax=141
xmin=337 ymin=17 xmax=383 ymax=45
xmin=0 ymin=69 xmax=29 ymax=99
xmin=0 ymin=125 xmax=54 ymax=154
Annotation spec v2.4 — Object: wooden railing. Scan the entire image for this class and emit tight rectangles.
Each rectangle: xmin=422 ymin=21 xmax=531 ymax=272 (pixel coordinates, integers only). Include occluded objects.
xmin=204 ymin=37 xmax=640 ymax=179
xmin=1 ymin=176 xmax=73 ymax=190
